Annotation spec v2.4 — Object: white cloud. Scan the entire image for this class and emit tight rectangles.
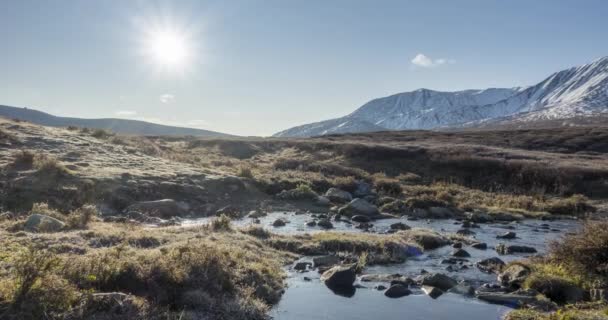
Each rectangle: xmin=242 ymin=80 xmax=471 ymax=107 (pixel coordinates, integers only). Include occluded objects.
xmin=115 ymin=110 xmax=137 ymax=117
xmin=411 ymin=53 xmax=454 ymax=68
xmin=160 ymin=93 xmax=175 ymax=104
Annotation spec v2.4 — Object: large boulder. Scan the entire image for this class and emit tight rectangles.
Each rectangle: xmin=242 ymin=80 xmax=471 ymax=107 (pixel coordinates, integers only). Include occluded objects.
xmin=125 ymin=199 xmax=187 ymax=219
xmin=324 ymin=188 xmax=353 ymax=204
xmin=419 ymin=273 xmax=457 ymax=291
xmin=498 ymin=264 xmax=531 ymax=289
xmin=338 ymin=199 xmax=379 ymax=217
xmin=321 ymin=265 xmax=356 ymax=289
xmin=476 ymin=257 xmax=506 ymax=274
xmin=24 ymin=214 xmax=65 ymax=232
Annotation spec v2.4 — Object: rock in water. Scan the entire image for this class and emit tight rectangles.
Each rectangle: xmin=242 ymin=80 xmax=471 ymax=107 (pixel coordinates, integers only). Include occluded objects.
xmin=321 ymin=265 xmax=356 ymax=289
xmin=496 ymin=231 xmax=516 ymax=239
xmin=419 ymin=273 xmax=457 ymax=291
xmin=338 ymin=199 xmax=379 ymax=217
xmin=317 ymin=219 xmax=334 ymax=229
xmin=272 ymin=219 xmax=286 ymax=227
xmin=476 ymin=257 xmax=506 ymax=274
xmin=351 ymin=215 xmax=371 ymax=223
xmin=452 ymin=249 xmax=471 ymax=258
xmin=390 ymin=222 xmax=410 ymax=231
xmin=324 ymin=188 xmax=353 ymax=203
xmin=24 ymin=214 xmax=65 ymax=232
xmin=384 ymin=284 xmax=412 ymax=298
xmin=422 ymin=286 xmax=444 ymax=299
xmin=471 ymin=242 xmax=488 ymax=250
xmin=496 ymin=244 xmax=537 ymax=255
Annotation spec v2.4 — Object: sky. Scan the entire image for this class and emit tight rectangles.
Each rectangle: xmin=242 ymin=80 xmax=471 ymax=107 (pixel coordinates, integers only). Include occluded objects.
xmin=1 ymin=0 xmax=607 ymax=136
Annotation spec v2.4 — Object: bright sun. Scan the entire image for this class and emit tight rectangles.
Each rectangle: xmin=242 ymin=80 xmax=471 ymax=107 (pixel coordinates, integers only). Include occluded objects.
xmin=142 ymin=27 xmax=193 ymax=72
xmin=149 ymin=31 xmax=188 ymax=66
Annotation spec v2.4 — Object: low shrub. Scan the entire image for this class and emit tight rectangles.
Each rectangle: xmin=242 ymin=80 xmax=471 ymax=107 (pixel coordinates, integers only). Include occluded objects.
xmin=237 ymin=166 xmax=254 ymax=179
xmin=210 ymin=214 xmax=232 ymax=231
xmin=65 ymin=205 xmax=97 ymax=229
xmin=91 ymin=128 xmax=113 ymax=139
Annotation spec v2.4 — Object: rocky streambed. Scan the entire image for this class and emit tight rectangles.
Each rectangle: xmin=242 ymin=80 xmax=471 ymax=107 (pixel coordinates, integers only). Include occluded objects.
xmin=182 ymin=212 xmax=579 ymax=320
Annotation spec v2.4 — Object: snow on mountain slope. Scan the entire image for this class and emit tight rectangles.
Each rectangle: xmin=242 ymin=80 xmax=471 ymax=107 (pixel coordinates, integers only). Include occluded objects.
xmin=348 ymin=87 xmax=522 ymax=130
xmin=468 ymin=56 xmax=608 ymax=122
xmin=273 ymin=117 xmax=386 ymax=138
xmin=274 ymin=56 xmax=608 ymax=137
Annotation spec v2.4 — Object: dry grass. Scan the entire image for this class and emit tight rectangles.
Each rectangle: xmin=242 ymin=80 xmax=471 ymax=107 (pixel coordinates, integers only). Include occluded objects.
xmin=0 ymin=221 xmax=297 ymax=319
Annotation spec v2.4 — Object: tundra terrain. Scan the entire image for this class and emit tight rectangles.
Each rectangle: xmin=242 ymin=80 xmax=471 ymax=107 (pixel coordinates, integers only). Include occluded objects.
xmin=0 ymin=117 xmax=607 ymax=319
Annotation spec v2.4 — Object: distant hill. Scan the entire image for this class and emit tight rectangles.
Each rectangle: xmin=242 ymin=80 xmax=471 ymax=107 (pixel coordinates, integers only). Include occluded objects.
xmin=0 ymin=105 xmax=230 ymax=137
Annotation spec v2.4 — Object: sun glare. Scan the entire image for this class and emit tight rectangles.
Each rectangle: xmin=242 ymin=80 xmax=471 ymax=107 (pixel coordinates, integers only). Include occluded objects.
xmin=143 ymin=28 xmax=192 ymax=71
xmin=147 ymin=30 xmax=189 ymax=67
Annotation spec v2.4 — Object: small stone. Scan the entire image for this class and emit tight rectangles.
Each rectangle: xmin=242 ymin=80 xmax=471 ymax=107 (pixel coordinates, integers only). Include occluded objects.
xmin=496 ymin=231 xmax=516 ymax=239
xmin=452 ymin=249 xmax=471 ymax=258
xmin=471 ymin=242 xmax=488 ymax=250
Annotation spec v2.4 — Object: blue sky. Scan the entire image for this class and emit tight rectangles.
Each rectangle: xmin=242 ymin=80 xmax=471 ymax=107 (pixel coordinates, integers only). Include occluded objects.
xmin=1 ymin=0 xmax=607 ymax=136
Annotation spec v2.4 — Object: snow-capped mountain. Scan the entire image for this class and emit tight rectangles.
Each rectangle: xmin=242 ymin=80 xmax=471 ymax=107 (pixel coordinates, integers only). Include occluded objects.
xmin=274 ymin=56 xmax=608 ymax=137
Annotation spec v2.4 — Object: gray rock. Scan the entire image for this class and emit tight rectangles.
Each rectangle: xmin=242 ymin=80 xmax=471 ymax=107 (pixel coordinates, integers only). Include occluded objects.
xmin=448 ymin=282 xmax=475 ymax=296
xmin=428 ymin=207 xmax=457 ymax=219
xmin=496 ymin=244 xmax=537 ymax=255
xmin=306 ymin=220 xmax=317 ymax=227
xmin=422 ymin=285 xmax=444 ymax=299
xmin=317 ymin=218 xmax=334 ymax=229
xmin=24 ymin=214 xmax=65 ymax=232
xmin=384 ymin=284 xmax=412 ymax=298
xmin=419 ymin=273 xmax=457 ymax=291
xmin=390 ymin=222 xmax=410 ymax=231
xmin=476 ymin=290 xmax=538 ymax=307
xmin=272 ymin=219 xmax=287 ymax=227
xmin=467 ymin=212 xmax=494 ymax=223
xmin=498 ymin=264 xmax=531 ymax=289
xmin=351 ymin=215 xmax=371 ymax=223
xmin=338 ymin=199 xmax=379 ymax=217
xmin=315 ymin=196 xmax=331 ymax=207
xmin=324 ymin=188 xmax=353 ymax=203
xmin=321 ymin=265 xmax=356 ymax=289
xmin=476 ymin=257 xmax=506 ymax=274
xmin=353 ymin=181 xmax=373 ymax=198
xmin=496 ymin=231 xmax=517 ymax=239
xmin=471 ymin=242 xmax=488 ymax=250
xmin=360 ymin=274 xmax=410 ymax=283
xmin=293 ymin=262 xmax=312 ymax=271
xmin=452 ymin=249 xmax=471 ymax=258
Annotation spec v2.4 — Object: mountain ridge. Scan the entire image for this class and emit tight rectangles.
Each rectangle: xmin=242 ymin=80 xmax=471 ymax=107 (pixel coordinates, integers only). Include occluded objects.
xmin=275 ymin=56 xmax=608 ymax=137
